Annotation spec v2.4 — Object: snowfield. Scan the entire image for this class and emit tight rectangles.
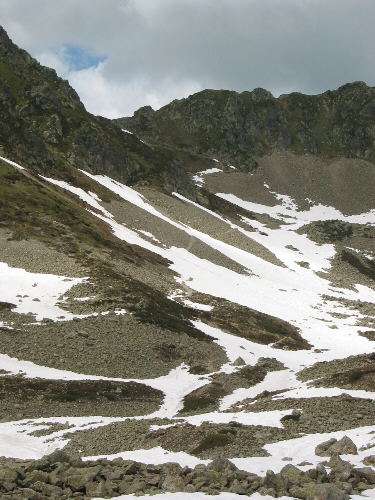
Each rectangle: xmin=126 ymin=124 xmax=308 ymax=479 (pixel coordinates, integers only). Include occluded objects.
xmin=1 ymin=157 xmax=374 ymax=500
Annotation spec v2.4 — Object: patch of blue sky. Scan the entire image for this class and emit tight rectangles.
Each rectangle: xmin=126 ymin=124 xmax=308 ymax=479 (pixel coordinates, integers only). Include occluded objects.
xmin=63 ymin=44 xmax=106 ymax=71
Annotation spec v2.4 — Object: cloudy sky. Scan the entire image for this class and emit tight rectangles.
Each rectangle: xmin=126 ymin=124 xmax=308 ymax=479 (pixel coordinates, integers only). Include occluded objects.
xmin=1 ymin=0 xmax=374 ymax=118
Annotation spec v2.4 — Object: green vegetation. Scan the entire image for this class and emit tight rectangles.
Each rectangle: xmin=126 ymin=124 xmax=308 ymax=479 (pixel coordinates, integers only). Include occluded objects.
xmin=199 ymin=297 xmax=310 ymax=350
xmin=0 ymin=376 xmax=163 ymax=403
xmin=311 ymin=220 xmax=353 ymax=242
xmin=0 ymin=161 xmax=127 ymax=255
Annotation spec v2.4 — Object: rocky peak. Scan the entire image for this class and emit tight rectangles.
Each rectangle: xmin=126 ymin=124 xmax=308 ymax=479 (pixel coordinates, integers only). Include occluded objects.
xmin=0 ymin=25 xmax=196 ymax=187
xmin=115 ymin=81 xmax=375 ymax=170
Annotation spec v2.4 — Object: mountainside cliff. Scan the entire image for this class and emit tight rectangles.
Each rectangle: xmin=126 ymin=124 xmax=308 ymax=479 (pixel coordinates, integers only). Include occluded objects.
xmin=116 ymin=83 xmax=375 ymax=171
xmin=0 ymin=26 xmax=211 ymax=191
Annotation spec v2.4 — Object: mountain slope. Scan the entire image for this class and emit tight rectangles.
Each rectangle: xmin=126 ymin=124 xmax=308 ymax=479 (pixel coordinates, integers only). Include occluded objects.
xmin=0 ymin=26 xmax=375 ymax=500
xmin=0 ymin=26 xmax=215 ymax=197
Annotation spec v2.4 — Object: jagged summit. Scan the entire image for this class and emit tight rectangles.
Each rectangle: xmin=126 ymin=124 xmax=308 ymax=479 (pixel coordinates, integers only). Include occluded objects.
xmin=116 ymin=80 xmax=375 ymax=171
xmin=0 ymin=25 xmax=207 ymax=191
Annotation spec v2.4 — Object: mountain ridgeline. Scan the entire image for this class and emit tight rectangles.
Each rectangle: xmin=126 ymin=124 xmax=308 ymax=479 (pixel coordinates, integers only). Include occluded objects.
xmin=116 ymin=83 xmax=375 ymax=171
xmin=1 ymin=24 xmax=375 ymax=189
xmin=0 ymin=26 xmax=211 ymax=191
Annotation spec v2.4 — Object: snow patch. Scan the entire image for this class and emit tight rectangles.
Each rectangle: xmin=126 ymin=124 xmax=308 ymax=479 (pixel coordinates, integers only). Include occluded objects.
xmin=193 ymin=168 xmax=223 ymax=187
xmin=0 ymin=262 xmax=87 ymax=322
xmin=0 ymin=155 xmax=25 ymax=170
xmin=41 ymin=176 xmax=112 ymax=217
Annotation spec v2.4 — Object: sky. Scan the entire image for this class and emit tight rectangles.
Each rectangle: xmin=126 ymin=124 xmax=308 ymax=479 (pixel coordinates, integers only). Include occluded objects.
xmin=0 ymin=0 xmax=374 ymax=119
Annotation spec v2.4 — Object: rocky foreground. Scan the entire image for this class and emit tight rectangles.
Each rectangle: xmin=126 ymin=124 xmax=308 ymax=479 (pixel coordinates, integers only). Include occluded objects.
xmin=1 ymin=436 xmax=375 ymax=500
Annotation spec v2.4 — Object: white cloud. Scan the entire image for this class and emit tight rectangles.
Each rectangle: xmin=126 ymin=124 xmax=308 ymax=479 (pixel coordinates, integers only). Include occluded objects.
xmin=1 ymin=0 xmax=375 ymax=118
xmin=51 ymin=60 xmax=202 ymax=118
xmin=37 ymin=50 xmax=69 ymax=77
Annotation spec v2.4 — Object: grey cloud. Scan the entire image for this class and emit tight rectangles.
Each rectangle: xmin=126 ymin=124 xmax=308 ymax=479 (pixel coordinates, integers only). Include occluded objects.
xmin=0 ymin=0 xmax=374 ymax=117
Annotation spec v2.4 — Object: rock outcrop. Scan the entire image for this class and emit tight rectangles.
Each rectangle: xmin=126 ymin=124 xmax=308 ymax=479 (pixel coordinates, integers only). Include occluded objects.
xmin=116 ymin=82 xmax=375 ymax=170
xmin=1 ymin=450 xmax=374 ymax=499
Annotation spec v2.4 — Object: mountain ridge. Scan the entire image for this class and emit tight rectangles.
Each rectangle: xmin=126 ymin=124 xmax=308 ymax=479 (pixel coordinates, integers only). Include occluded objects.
xmin=0 ymin=25 xmax=213 ymax=198
xmin=116 ymin=81 xmax=375 ymax=171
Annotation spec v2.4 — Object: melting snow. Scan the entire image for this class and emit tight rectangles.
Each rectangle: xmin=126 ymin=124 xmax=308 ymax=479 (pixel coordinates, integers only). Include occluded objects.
xmin=0 ymin=262 xmax=87 ymax=322
xmin=0 ymin=155 xmax=25 ymax=170
xmin=217 ymin=192 xmax=375 ymax=225
xmin=192 ymin=168 xmax=223 ymax=186
xmin=41 ymin=176 xmax=112 ymax=217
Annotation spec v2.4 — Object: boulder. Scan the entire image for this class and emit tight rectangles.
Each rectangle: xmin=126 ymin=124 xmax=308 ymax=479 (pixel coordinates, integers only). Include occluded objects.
xmin=315 ymin=438 xmax=337 ymax=456
xmin=232 ymin=357 xmax=245 ymax=366
xmin=207 ymin=457 xmax=238 ymax=473
xmin=289 ymin=482 xmax=350 ymax=499
xmin=161 ymin=473 xmax=186 ymax=492
xmin=329 ymin=437 xmax=358 ymax=456
xmin=315 ymin=436 xmax=357 ymax=457
xmin=356 ymin=467 xmax=375 ymax=484
xmin=279 ymin=464 xmax=306 ymax=485
xmin=327 ymin=455 xmax=353 ymax=482
xmin=64 ymin=465 xmax=102 ymax=491
xmin=23 ymin=470 xmax=49 ymax=486
xmin=0 ymin=466 xmax=19 ymax=483
xmin=86 ymin=480 xmax=114 ymax=497
xmin=0 ymin=466 xmax=19 ymax=491
xmin=363 ymin=455 xmax=375 ymax=466
xmin=229 ymin=478 xmax=248 ymax=494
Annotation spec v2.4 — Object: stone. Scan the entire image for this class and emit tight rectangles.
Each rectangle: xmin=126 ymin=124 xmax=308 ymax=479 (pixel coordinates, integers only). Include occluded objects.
xmin=315 ymin=438 xmax=338 ymax=456
xmin=38 ymin=483 xmax=63 ymax=497
xmin=64 ymin=466 xmax=101 ymax=491
xmin=261 ymin=469 xmax=286 ymax=494
xmin=185 ymin=484 xmax=197 ymax=493
xmin=315 ymin=436 xmax=357 ymax=457
xmin=279 ymin=464 xmax=305 ymax=483
xmin=356 ymin=467 xmax=375 ymax=484
xmin=46 ymin=449 xmax=77 ymax=465
xmin=328 ymin=455 xmax=350 ymax=470
xmin=123 ymin=461 xmax=139 ymax=475
xmin=146 ymin=474 xmax=161 ymax=486
xmin=161 ymin=474 xmax=185 ymax=492
xmin=0 ymin=466 xmax=19 ymax=483
xmin=281 ymin=409 xmax=302 ymax=423
xmin=122 ymin=478 xmax=147 ymax=494
xmin=315 ymin=464 xmax=328 ymax=482
xmin=329 ymin=436 xmax=357 ymax=456
xmin=12 ymin=488 xmax=41 ymax=499
xmin=362 ymin=455 xmax=375 ymax=466
xmin=86 ymin=480 xmax=112 ymax=497
xmin=207 ymin=457 xmax=238 ymax=473
xmin=232 ymin=357 xmax=245 ymax=366
xmin=23 ymin=470 xmax=49 ymax=486
xmin=102 ymin=466 xmax=124 ymax=480
xmin=257 ymin=486 xmax=276 ymax=496
xmin=229 ymin=478 xmax=247 ymax=495
xmin=328 ymin=456 xmax=353 ymax=482
xmin=0 ymin=466 xmax=19 ymax=491
xmin=290 ymin=482 xmax=350 ymax=500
